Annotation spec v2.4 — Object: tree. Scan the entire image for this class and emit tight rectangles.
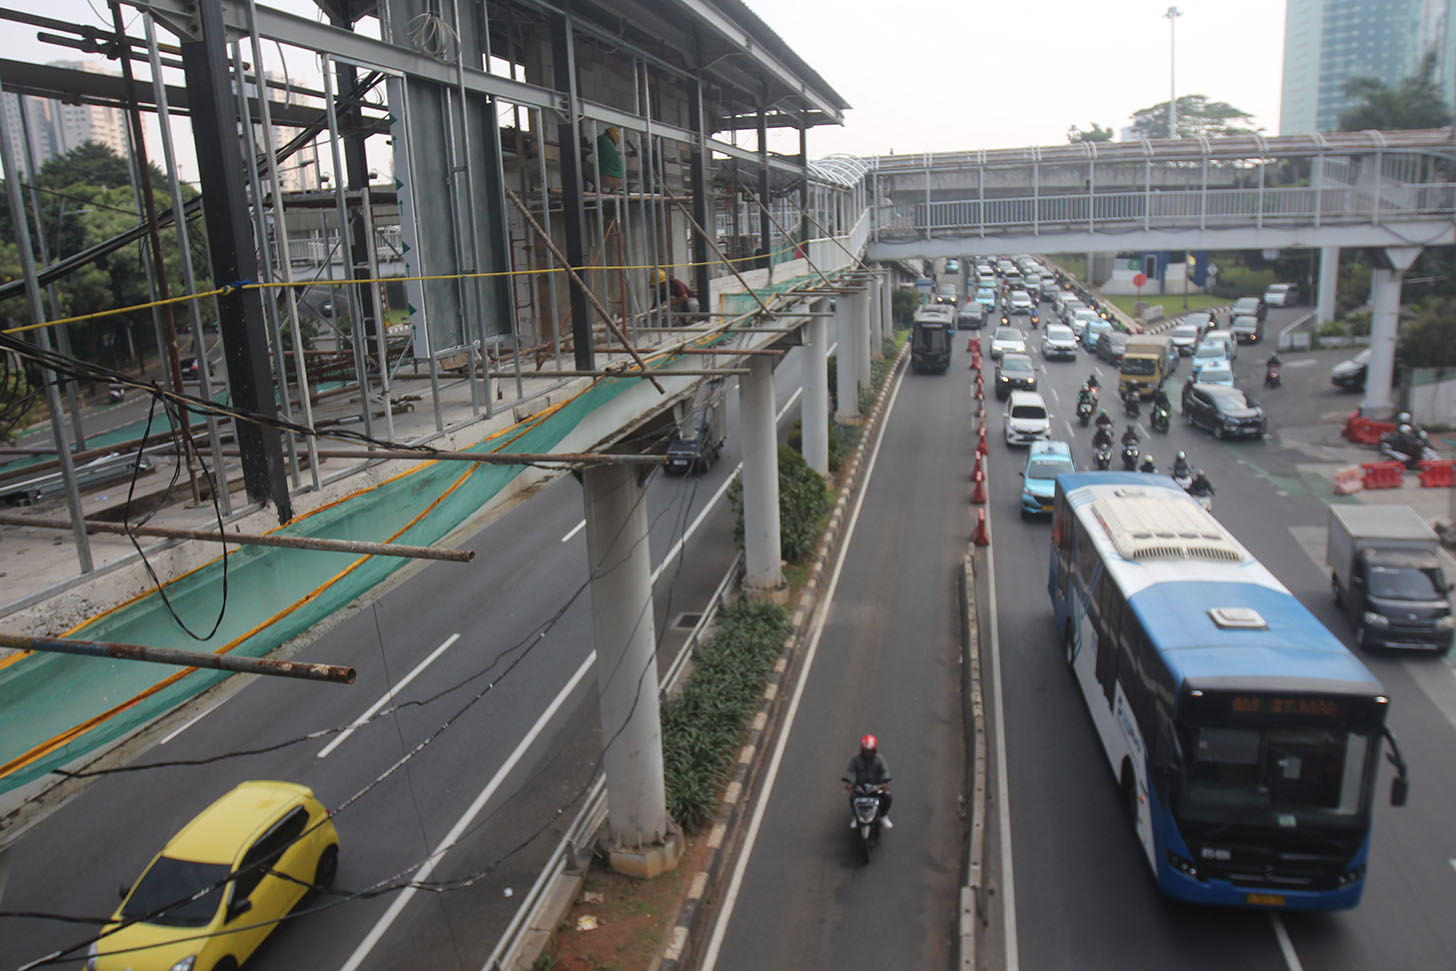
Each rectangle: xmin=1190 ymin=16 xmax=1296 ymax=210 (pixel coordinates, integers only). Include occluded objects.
xmin=1398 ymin=295 xmax=1456 ymax=367
xmin=1067 ymin=123 xmax=1114 ymax=144
xmin=1124 ymin=95 xmax=1260 ymax=140
xmin=1338 ymin=50 xmax=1452 ymax=131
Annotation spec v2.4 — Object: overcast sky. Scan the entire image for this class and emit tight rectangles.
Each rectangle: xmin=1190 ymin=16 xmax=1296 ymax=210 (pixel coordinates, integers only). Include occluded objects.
xmin=5 ymin=0 xmax=1287 ymax=168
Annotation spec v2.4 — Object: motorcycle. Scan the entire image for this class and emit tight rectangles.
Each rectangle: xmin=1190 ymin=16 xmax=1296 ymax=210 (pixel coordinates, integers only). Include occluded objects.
xmin=106 ymin=382 xmax=125 ymax=405
xmin=1264 ymin=362 xmax=1281 ymax=388
xmin=1094 ymin=443 xmax=1112 ymax=470
xmin=1379 ymin=434 xmax=1439 ymax=470
xmin=1121 ymin=441 xmax=1141 ymax=471
xmin=848 ymin=782 xmax=888 ymax=862
xmin=1150 ymin=402 xmax=1170 ymax=433
xmin=1172 ymin=470 xmax=1193 ymax=491
xmin=1076 ymin=399 xmax=1093 ymax=426
xmin=1122 ymin=390 xmax=1141 ymax=419
xmin=1191 ymin=492 xmax=1213 ymax=513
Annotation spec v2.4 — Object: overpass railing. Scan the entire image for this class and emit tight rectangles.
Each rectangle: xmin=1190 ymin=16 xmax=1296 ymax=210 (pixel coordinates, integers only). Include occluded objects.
xmin=877 ymin=181 xmax=1456 ymax=239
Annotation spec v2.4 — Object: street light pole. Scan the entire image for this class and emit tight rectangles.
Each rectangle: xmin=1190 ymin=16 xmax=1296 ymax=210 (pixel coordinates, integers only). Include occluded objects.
xmin=1166 ymin=6 xmax=1182 ymax=138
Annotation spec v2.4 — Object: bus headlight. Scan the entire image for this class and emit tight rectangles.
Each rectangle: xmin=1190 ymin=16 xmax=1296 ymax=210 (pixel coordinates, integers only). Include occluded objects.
xmin=1335 ymin=864 xmax=1366 ymax=886
xmin=1434 ymin=615 xmax=1455 ymax=630
xmin=1165 ymin=850 xmax=1199 ymax=879
xmin=1362 ymin=611 xmax=1390 ymax=629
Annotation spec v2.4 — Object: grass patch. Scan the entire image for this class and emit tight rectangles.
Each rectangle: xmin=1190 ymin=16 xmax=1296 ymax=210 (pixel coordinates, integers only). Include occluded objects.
xmin=1104 ymin=292 xmax=1226 ymax=320
xmin=1050 ymin=254 xmax=1086 ymax=281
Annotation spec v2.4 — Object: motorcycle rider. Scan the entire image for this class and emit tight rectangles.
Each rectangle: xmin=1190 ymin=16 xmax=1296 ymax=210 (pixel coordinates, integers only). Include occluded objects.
xmin=1121 ymin=424 xmax=1140 ymax=447
xmin=1077 ymin=384 xmax=1094 ymax=409
xmin=1188 ymin=469 xmax=1215 ymax=497
xmin=1140 ymin=454 xmax=1157 ymax=473
xmin=843 ymin=734 xmax=893 ymax=829
xmin=1086 ymin=373 xmax=1100 ymax=391
xmin=1182 ymin=374 xmax=1196 ymax=411
xmin=1152 ymin=383 xmax=1171 ymax=415
xmin=1171 ymin=450 xmax=1191 ymax=481
xmin=1092 ymin=413 xmax=1115 ymax=451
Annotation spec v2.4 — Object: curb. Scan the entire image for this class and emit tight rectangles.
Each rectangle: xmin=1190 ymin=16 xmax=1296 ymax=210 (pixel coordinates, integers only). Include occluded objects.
xmin=957 ymin=545 xmax=987 ymax=969
xmin=655 ymin=339 xmax=911 ymax=971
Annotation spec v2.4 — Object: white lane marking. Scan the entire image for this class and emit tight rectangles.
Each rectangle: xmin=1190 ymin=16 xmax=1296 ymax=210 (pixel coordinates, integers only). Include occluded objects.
xmin=338 ymin=650 xmax=595 ymax=971
xmin=317 ymin=634 xmax=461 ymax=759
xmin=699 ymin=360 xmax=905 ymax=971
xmin=650 ymin=387 xmax=803 ymax=586
xmin=560 ymin=519 xmax=585 ymax=543
xmin=159 ymin=701 xmax=225 ymax=745
xmin=986 ymin=480 xmax=1019 ymax=970
xmin=1269 ymin=912 xmax=1305 ymax=971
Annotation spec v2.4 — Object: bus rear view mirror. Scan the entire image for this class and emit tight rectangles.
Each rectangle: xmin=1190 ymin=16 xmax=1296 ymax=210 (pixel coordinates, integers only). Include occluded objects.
xmin=1391 ymin=776 xmax=1409 ymax=807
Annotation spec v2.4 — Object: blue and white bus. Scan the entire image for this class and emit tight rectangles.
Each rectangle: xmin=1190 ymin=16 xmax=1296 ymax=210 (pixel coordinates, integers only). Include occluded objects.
xmin=1048 ymin=472 xmax=1409 ymax=910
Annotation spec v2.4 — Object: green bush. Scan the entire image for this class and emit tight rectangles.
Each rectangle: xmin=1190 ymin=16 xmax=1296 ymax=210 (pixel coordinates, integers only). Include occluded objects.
xmin=728 ymin=446 xmax=831 ymax=563
xmin=892 ymin=286 xmax=920 ymax=326
xmin=662 ymin=600 xmax=791 ymax=832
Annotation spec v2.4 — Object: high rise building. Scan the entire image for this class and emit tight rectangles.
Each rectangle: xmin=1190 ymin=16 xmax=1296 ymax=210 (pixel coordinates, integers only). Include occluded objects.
xmin=1 ymin=60 xmax=130 ymax=177
xmin=1279 ymin=0 xmax=1454 ymax=134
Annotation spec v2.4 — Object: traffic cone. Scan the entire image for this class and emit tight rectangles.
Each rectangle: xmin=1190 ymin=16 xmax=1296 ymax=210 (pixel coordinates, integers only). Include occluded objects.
xmin=972 ymin=508 xmax=990 ymax=546
xmin=966 ymin=335 xmax=977 ymax=353
xmin=971 ymin=468 xmax=987 ymax=504
xmin=972 ymin=451 xmax=983 ymax=481
xmin=976 ymin=424 xmax=988 ymax=456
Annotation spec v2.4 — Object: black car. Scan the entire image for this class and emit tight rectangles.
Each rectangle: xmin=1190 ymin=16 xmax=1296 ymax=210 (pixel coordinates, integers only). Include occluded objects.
xmin=1231 ymin=296 xmax=1267 ymax=323
xmin=1095 ymin=330 xmax=1130 ymax=366
xmin=1184 ymin=384 xmax=1266 ymax=439
xmin=994 ymin=353 xmax=1037 ymax=400
xmin=1330 ymin=348 xmax=1371 ymax=391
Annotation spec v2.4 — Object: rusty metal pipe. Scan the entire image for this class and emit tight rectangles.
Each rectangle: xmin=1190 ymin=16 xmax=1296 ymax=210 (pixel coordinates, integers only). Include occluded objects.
xmin=0 ymin=633 xmax=355 ymax=683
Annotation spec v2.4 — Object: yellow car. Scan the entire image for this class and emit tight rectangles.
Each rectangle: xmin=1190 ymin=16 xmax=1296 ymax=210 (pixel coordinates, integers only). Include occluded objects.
xmin=85 ymin=781 xmax=340 ymax=971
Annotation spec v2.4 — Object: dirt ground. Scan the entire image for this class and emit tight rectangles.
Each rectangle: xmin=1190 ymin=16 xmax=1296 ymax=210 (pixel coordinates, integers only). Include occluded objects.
xmin=541 ymin=833 xmax=713 ymax=971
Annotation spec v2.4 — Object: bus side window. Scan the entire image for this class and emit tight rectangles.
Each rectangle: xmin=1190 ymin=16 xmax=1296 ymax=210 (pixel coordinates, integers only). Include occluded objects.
xmin=1095 ymin=582 xmax=1123 ymax=706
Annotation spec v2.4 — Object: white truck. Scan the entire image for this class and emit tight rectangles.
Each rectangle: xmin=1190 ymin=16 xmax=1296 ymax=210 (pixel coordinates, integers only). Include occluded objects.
xmin=1327 ymin=505 xmax=1454 ymax=654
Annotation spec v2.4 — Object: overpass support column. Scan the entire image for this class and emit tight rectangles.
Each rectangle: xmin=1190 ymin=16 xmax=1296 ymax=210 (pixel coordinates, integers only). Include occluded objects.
xmin=803 ymin=307 xmax=830 ymax=476
xmin=740 ymin=356 xmax=785 ymax=593
xmin=581 ymin=463 xmax=682 ymax=878
xmin=1317 ymin=247 xmax=1339 ymax=325
xmin=1362 ymin=246 xmax=1421 ymax=419
xmin=856 ymin=285 xmax=873 ymax=387
xmin=880 ymin=268 xmax=894 ymax=341
xmin=835 ymin=295 xmax=861 ymax=420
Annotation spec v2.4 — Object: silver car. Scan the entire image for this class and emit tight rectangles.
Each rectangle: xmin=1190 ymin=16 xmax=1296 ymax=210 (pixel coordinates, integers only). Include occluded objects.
xmin=1041 ymin=324 xmax=1079 ymax=360
xmin=989 ymin=326 xmax=1027 ymax=360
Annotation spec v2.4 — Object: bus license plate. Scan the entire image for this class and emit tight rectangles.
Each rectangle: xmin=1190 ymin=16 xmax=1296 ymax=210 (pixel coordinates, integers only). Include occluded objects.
xmin=1245 ymin=893 xmax=1286 ymax=907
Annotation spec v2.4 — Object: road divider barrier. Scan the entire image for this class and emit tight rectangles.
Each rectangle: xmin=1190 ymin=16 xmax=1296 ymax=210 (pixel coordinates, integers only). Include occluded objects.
xmin=1332 ymin=465 xmax=1365 ymax=495
xmin=1361 ymin=461 xmax=1405 ymax=490
xmin=1418 ymin=459 xmax=1454 ymax=488
xmin=1342 ymin=411 xmax=1397 ymax=446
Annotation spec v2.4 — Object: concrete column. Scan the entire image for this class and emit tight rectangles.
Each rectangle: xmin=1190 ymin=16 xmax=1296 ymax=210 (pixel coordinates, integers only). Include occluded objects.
xmin=880 ymin=268 xmax=894 ymax=340
xmin=856 ymin=287 xmax=873 ymax=388
xmin=1364 ymin=247 xmax=1420 ymax=418
xmin=1317 ymin=246 xmax=1339 ymax=324
xmin=835 ymin=296 xmax=860 ymax=420
xmin=740 ymin=355 xmax=785 ymax=592
xmin=580 ymin=463 xmax=682 ymax=877
xmin=803 ymin=313 xmax=830 ymax=476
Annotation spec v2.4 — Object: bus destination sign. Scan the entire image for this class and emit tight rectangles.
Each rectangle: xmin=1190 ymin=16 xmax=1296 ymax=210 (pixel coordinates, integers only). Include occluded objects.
xmin=1225 ymin=695 xmax=1348 ymax=719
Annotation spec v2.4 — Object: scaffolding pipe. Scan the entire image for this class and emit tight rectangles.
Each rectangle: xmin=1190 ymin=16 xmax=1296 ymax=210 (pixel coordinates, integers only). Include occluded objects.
xmin=195 ymin=446 xmax=665 ymax=465
xmin=0 ymin=633 xmax=356 ymax=684
xmin=0 ymin=515 xmax=474 ymax=562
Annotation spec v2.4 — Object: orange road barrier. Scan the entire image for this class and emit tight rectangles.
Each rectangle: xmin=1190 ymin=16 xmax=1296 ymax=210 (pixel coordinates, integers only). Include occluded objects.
xmin=972 ymin=508 xmax=991 ymax=546
xmin=1332 ymin=465 xmax=1365 ymax=495
xmin=976 ymin=424 xmax=989 ymax=456
xmin=971 ymin=468 xmax=987 ymax=504
xmin=1419 ymin=459 xmax=1454 ymax=488
xmin=1361 ymin=461 xmax=1405 ymax=490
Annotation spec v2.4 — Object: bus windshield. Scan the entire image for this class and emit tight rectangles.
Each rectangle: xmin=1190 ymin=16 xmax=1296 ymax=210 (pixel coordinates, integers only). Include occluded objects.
xmin=1176 ymin=719 xmax=1377 ymax=828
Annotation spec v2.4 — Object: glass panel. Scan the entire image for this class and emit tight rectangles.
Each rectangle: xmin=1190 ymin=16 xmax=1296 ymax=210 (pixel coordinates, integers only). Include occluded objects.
xmin=122 ymin=857 xmax=231 ymax=927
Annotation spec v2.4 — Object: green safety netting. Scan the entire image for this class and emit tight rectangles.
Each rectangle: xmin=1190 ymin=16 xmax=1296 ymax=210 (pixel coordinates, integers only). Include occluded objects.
xmin=0 ymin=374 xmax=640 ymax=796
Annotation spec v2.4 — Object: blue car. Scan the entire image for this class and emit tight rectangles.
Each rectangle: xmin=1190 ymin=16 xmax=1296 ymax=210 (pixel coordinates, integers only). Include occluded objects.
xmin=1020 ymin=440 xmax=1076 ymax=518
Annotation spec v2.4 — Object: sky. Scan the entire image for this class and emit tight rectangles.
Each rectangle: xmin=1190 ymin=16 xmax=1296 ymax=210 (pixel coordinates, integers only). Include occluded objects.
xmin=3 ymin=0 xmax=1289 ymax=170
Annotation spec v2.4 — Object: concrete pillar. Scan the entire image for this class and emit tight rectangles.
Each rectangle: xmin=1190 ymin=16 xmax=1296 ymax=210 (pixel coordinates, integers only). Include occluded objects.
xmin=835 ymin=296 xmax=860 ymax=420
xmin=880 ymin=268 xmax=894 ymax=340
xmin=1317 ymin=246 xmax=1339 ymax=324
xmin=803 ymin=313 xmax=830 ymax=476
xmin=856 ymin=287 xmax=873 ymax=388
xmin=580 ymin=463 xmax=682 ymax=877
xmin=739 ymin=355 xmax=784 ymax=592
xmin=1363 ymin=247 xmax=1420 ymax=418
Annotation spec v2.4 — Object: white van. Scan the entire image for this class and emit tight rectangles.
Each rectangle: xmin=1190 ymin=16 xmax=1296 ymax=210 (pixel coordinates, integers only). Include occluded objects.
xmin=1003 ymin=390 xmax=1051 ymax=446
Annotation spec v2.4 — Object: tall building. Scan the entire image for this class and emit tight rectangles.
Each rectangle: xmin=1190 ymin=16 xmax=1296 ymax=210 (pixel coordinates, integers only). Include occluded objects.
xmin=1279 ymin=0 xmax=1454 ymax=133
xmin=1 ymin=60 xmax=130 ymax=177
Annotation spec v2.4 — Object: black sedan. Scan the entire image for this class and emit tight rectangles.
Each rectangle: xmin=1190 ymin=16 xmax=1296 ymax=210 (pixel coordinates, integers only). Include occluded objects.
xmin=1330 ymin=348 xmax=1371 ymax=391
xmin=1183 ymin=383 xmax=1266 ymax=439
xmin=994 ymin=353 xmax=1038 ymax=400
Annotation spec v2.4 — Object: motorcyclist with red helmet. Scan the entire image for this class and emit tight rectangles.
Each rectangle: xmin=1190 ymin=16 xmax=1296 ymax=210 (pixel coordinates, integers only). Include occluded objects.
xmin=843 ymin=734 xmax=893 ymax=829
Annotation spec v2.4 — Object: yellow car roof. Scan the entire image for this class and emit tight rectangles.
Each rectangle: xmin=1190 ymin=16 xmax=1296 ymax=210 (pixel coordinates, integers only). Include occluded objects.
xmin=164 ymin=781 xmax=315 ymax=864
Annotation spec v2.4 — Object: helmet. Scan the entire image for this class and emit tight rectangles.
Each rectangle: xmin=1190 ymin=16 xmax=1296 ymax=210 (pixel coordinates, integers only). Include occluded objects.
xmin=1196 ymin=469 xmax=1207 ymax=480
xmin=1141 ymin=456 xmax=1156 ymax=471
xmin=1398 ymin=412 xmax=1411 ymax=425
xmin=859 ymin=734 xmax=878 ymax=755
xmin=1398 ymin=423 xmax=1413 ymax=436
xmin=656 ymin=269 xmax=667 ymax=284
xmin=605 ymin=126 xmax=620 ymax=143
xmin=1176 ymin=450 xmax=1186 ymax=462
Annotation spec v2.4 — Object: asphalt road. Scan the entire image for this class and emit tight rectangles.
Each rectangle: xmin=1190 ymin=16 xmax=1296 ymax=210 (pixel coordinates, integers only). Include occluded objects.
xmin=0 ymin=348 xmax=812 ymax=971
xmin=701 ymin=331 xmax=970 ymax=970
xmin=978 ymin=300 xmax=1456 ymax=970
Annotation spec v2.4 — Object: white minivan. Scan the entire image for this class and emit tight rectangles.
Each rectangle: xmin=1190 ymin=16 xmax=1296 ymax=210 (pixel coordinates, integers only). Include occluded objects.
xmin=1003 ymin=390 xmax=1051 ymax=446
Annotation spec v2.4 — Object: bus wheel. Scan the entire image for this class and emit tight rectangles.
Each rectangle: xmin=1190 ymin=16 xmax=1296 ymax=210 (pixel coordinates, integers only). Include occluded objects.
xmin=1062 ymin=623 xmax=1075 ymax=670
xmin=1120 ymin=763 xmax=1138 ymax=829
